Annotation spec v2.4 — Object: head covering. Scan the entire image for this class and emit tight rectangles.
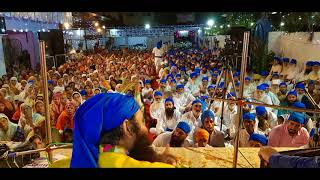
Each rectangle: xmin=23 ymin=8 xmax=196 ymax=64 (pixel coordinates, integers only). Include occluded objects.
xmin=218 ymin=82 xmax=224 ymax=89
xmin=160 ymin=79 xmax=166 ymax=84
xmin=171 ymin=79 xmax=176 ymax=83
xmin=274 ymin=56 xmax=281 ymax=62
xmin=201 ymin=110 xmax=215 ymax=124
xmin=156 ymin=41 xmax=162 ymax=49
xmin=144 ymin=80 xmax=151 ymax=84
xmin=80 ymin=89 xmax=87 ymax=96
xmin=235 ymin=81 xmax=240 ymax=87
xmin=243 ymin=112 xmax=256 ymax=121
xmin=249 ymin=133 xmax=268 ymax=146
xmin=211 ymin=73 xmax=218 ymax=78
xmin=295 ymin=83 xmax=305 ymax=90
xmin=70 ymin=93 xmax=140 ymax=168
xmin=260 ymin=71 xmax=268 ymax=76
xmin=288 ymin=112 xmax=305 ymax=124
xmin=279 ymin=82 xmax=287 ymax=87
xmin=257 ymin=85 xmax=267 ymax=91
xmin=255 ymin=106 xmax=267 ymax=116
xmin=202 ymin=76 xmax=209 ymax=81
xmin=165 ymin=97 xmax=174 ymax=106
xmin=10 ymin=77 xmax=17 ymax=81
xmin=287 ymin=90 xmax=297 ymax=97
xmin=176 ymin=121 xmax=191 ymax=135
xmin=195 ymin=129 xmax=209 ymax=142
xmin=176 ymin=74 xmax=181 ymax=78
xmin=190 ymin=72 xmax=197 ymax=78
xmin=313 ymin=61 xmax=320 ymax=66
xmin=192 ymin=99 xmax=202 ymax=105
xmin=271 ymin=79 xmax=281 ymax=85
xmin=292 ymin=102 xmax=306 ymax=109
xmin=48 ymin=80 xmax=54 ymax=85
xmin=282 ymin=58 xmax=289 ymax=63
xmin=154 ymin=91 xmax=162 ymax=97
xmin=166 ymin=74 xmax=174 ymax=80
xmin=227 ymin=92 xmax=236 ymax=99
xmin=290 ymin=59 xmax=297 ymax=64
xmin=233 ymin=72 xmax=240 ymax=77
xmin=245 ymin=77 xmax=252 ymax=81
xmin=306 ymin=61 xmax=314 ymax=66
xmin=0 ymin=113 xmax=18 ymax=141
xmin=208 ymin=85 xmax=215 ymax=89
xmin=176 ymin=84 xmax=184 ymax=89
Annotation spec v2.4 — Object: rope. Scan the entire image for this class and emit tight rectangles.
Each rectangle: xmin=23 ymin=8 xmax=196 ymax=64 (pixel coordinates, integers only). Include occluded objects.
xmin=238 ymin=149 xmax=254 ymax=168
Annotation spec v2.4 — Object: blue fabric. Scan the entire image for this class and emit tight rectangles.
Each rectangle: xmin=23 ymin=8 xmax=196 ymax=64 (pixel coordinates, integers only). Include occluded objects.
xmin=292 ymin=102 xmax=306 ymax=109
xmin=245 ymin=77 xmax=251 ymax=81
xmin=166 ymin=74 xmax=174 ymax=80
xmin=287 ymin=90 xmax=297 ymax=97
xmin=176 ymin=84 xmax=184 ymax=89
xmin=176 ymin=121 xmax=191 ymax=134
xmin=233 ymin=72 xmax=240 ymax=77
xmin=282 ymin=58 xmax=289 ymax=63
xmin=180 ymin=67 xmax=186 ymax=71
xmin=257 ymin=85 xmax=267 ymax=91
xmin=260 ymin=71 xmax=268 ymax=76
xmin=202 ymin=76 xmax=209 ymax=81
xmin=70 ymin=93 xmax=139 ymax=168
xmin=154 ymin=91 xmax=162 ymax=97
xmin=306 ymin=61 xmax=314 ymax=66
xmin=211 ymin=73 xmax=218 ymax=78
xmin=243 ymin=112 xmax=256 ymax=121
xmin=80 ymin=90 xmax=87 ymax=96
xmin=274 ymin=56 xmax=281 ymax=62
xmin=227 ymin=92 xmax=236 ymax=98
xmin=195 ymin=68 xmax=201 ymax=74
xmin=218 ymin=82 xmax=225 ymax=88
xmin=288 ymin=112 xmax=305 ymax=124
xmin=144 ymin=80 xmax=151 ymax=84
xmin=272 ymin=73 xmax=279 ymax=77
xmin=165 ymin=128 xmax=173 ymax=132
xmin=48 ymin=80 xmax=54 ymax=84
xmin=255 ymin=106 xmax=267 ymax=116
xmin=165 ymin=97 xmax=174 ymax=106
xmin=249 ymin=133 xmax=268 ymax=145
xmin=290 ymin=59 xmax=297 ymax=64
xmin=295 ymin=83 xmax=305 ymax=90
xmin=235 ymin=81 xmax=240 ymax=87
xmin=253 ymin=17 xmax=272 ymax=43
xmin=201 ymin=110 xmax=215 ymax=124
xmin=279 ymin=82 xmax=287 ymax=87
xmin=269 ymin=154 xmax=320 ymax=168
xmin=208 ymin=85 xmax=215 ymax=89
xmin=156 ymin=41 xmax=162 ymax=49
xmin=190 ymin=72 xmax=197 ymax=78
xmin=261 ymin=83 xmax=270 ymax=88
xmin=176 ymin=74 xmax=181 ymax=77
xmin=160 ymin=79 xmax=166 ymax=84
xmin=171 ymin=79 xmax=176 ymax=83
xmin=200 ymin=95 xmax=208 ymax=100
xmin=192 ymin=99 xmax=202 ymax=105
xmin=313 ymin=61 xmax=320 ymax=66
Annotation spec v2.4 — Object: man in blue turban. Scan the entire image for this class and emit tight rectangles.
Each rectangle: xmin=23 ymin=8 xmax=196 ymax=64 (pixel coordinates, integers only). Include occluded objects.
xmin=200 ymin=110 xmax=225 ymax=147
xmin=268 ymin=111 xmax=309 ymax=147
xmin=249 ymin=133 xmax=268 ymax=147
xmin=70 ymin=93 xmax=175 ymax=168
xmin=152 ymin=121 xmax=192 ymax=147
xmin=255 ymin=106 xmax=276 ymax=135
xmin=181 ymin=99 xmax=203 ymax=139
xmin=305 ymin=61 xmax=320 ymax=81
xmin=237 ymin=113 xmax=257 ymax=147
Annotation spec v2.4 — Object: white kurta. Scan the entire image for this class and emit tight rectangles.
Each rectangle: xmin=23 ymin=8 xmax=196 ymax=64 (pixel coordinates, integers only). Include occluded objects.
xmin=173 ymin=92 xmax=196 ymax=113
xmin=152 ymin=132 xmax=193 ymax=147
xmin=180 ymin=111 xmax=202 ymax=139
xmin=149 ymin=101 xmax=165 ymax=120
xmin=153 ymin=109 xmax=181 ymax=135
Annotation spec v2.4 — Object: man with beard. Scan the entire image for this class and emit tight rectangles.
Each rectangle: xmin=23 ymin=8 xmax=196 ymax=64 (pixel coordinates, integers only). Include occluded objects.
xmin=173 ymin=84 xmax=196 ymax=114
xmin=195 ymin=76 xmax=209 ymax=97
xmin=278 ymin=90 xmax=298 ymax=116
xmin=253 ymin=84 xmax=273 ymax=111
xmin=181 ymin=99 xmax=202 ymax=139
xmin=150 ymin=97 xmax=181 ymax=135
xmin=200 ymin=110 xmax=225 ymax=147
xmin=268 ymin=112 xmax=309 ymax=147
xmin=295 ymin=83 xmax=306 ymax=102
xmin=306 ymin=61 xmax=320 ymax=81
xmin=152 ymin=121 xmax=192 ymax=147
xmin=255 ymin=106 xmax=277 ymax=130
xmin=234 ymin=112 xmax=257 ymax=147
xmin=71 ymin=93 xmax=176 ymax=168
xmin=210 ymin=73 xmax=218 ymax=85
xmin=277 ymin=82 xmax=288 ymax=103
xmin=158 ymin=79 xmax=168 ymax=98
xmin=261 ymin=83 xmax=280 ymax=114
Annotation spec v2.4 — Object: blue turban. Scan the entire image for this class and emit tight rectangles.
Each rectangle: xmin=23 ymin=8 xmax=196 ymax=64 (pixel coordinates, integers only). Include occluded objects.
xmin=245 ymin=77 xmax=251 ymax=81
xmin=144 ymin=80 xmax=151 ymax=84
xmin=202 ymin=76 xmax=209 ymax=81
xmin=255 ymin=106 xmax=267 ymax=116
xmin=233 ymin=72 xmax=240 ymax=77
xmin=295 ymin=83 xmax=305 ymax=90
xmin=176 ymin=84 xmax=184 ymax=89
xmin=160 ymin=79 xmax=166 ymax=84
xmin=243 ymin=113 xmax=256 ymax=121
xmin=28 ymin=80 xmax=34 ymax=84
xmin=260 ymin=71 xmax=268 ymax=76
xmin=70 ymin=93 xmax=140 ymax=168
xmin=80 ymin=90 xmax=87 ymax=96
xmin=249 ymin=133 xmax=268 ymax=146
xmin=235 ymin=81 xmax=240 ymax=87
xmin=211 ymin=73 xmax=218 ymax=78
xmin=201 ymin=110 xmax=215 ymax=124
xmin=274 ymin=56 xmax=281 ymax=62
xmin=279 ymin=82 xmax=287 ymax=87
xmin=290 ymin=59 xmax=297 ymax=64
xmin=282 ymin=58 xmax=289 ymax=63
xmin=190 ymin=72 xmax=197 ymax=78
xmin=192 ymin=99 xmax=202 ymax=105
xmin=261 ymin=83 xmax=270 ymax=88
xmin=165 ymin=97 xmax=174 ymax=106
xmin=171 ymin=79 xmax=176 ymax=83
xmin=208 ymin=85 xmax=215 ymax=89
xmin=257 ymin=85 xmax=267 ymax=91
xmin=195 ymin=68 xmax=201 ymax=74
xmin=218 ymin=82 xmax=225 ymax=88
xmin=292 ymin=102 xmax=306 ymax=109
xmin=176 ymin=121 xmax=191 ymax=134
xmin=154 ymin=91 xmax=162 ymax=97
xmin=313 ymin=61 xmax=320 ymax=66
xmin=287 ymin=90 xmax=297 ymax=97
xmin=200 ymin=95 xmax=209 ymax=100
xmin=176 ymin=74 xmax=181 ymax=78
xmin=156 ymin=41 xmax=162 ymax=49
xmin=166 ymin=74 xmax=174 ymax=80
xmin=48 ymin=80 xmax=54 ymax=84
xmin=180 ymin=67 xmax=186 ymax=72
xmin=288 ymin=112 xmax=305 ymax=124
xmin=306 ymin=61 xmax=314 ymax=66
xmin=272 ymin=73 xmax=279 ymax=77
xmin=227 ymin=92 xmax=236 ymax=98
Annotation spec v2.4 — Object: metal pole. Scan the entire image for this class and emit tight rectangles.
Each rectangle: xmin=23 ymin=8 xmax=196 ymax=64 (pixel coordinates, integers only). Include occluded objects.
xmin=233 ymin=31 xmax=250 ymax=168
xmin=39 ymin=40 xmax=53 ymax=164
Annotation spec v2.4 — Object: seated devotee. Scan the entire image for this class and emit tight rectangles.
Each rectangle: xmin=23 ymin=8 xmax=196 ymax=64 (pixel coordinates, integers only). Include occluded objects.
xmin=0 ymin=113 xmax=25 ymax=142
xmin=71 ymin=93 xmax=176 ymax=168
xmin=295 ymin=82 xmax=306 ymax=102
xmin=268 ymin=112 xmax=309 ymax=147
xmin=235 ymin=112 xmax=257 ymax=147
xmin=149 ymin=91 xmax=165 ymax=121
xmin=193 ymin=128 xmax=211 ymax=147
xmin=255 ymin=106 xmax=277 ymax=129
xmin=259 ymin=146 xmax=320 ymax=168
xmin=173 ymin=84 xmax=196 ymax=114
xmin=290 ymin=102 xmax=314 ymax=133
xmin=181 ymin=99 xmax=202 ymax=138
xmin=277 ymin=82 xmax=288 ymax=103
xmin=243 ymin=77 xmax=255 ymax=98
xmin=56 ymin=101 xmax=76 ymax=134
xmin=262 ymin=83 xmax=280 ymax=113
xmin=185 ymin=72 xmax=199 ymax=97
xmin=200 ymin=110 xmax=225 ymax=147
xmin=72 ymin=92 xmax=84 ymax=108
xmin=29 ymin=134 xmax=45 ymax=149
xmin=306 ymin=61 xmax=320 ymax=81
xmin=286 ymin=59 xmax=300 ymax=81
xmin=19 ymin=103 xmax=45 ymax=138
xmin=141 ymin=80 xmax=153 ymax=104
xmin=268 ymin=56 xmax=283 ymax=76
xmin=248 ymin=133 xmax=268 ymax=147
xmin=278 ymin=90 xmax=298 ymax=116
xmin=216 ymin=92 xmax=237 ymax=136
xmin=152 ymin=121 xmax=193 ymax=148
xmin=253 ymin=84 xmax=273 ymax=111
xmin=149 ymin=97 xmax=181 ymax=135
xmin=194 ymin=76 xmax=209 ymax=98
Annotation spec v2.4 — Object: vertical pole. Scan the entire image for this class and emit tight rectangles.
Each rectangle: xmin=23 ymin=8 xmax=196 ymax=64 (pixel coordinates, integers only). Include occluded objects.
xmin=39 ymin=40 xmax=53 ymax=164
xmin=232 ymin=32 xmax=250 ymax=168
